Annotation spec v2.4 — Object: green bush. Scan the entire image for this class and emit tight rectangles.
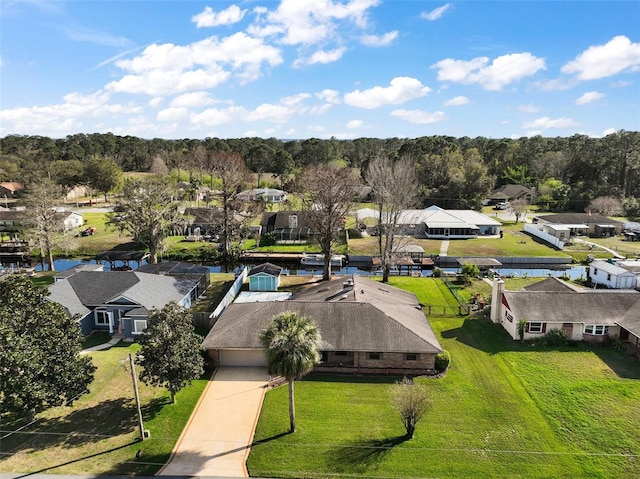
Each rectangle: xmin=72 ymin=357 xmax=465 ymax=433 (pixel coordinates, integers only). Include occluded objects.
xmin=347 ymin=228 xmax=362 ymax=239
xmin=435 ymin=350 xmax=451 ymax=371
xmin=539 ymin=328 xmax=568 ymax=347
xmin=432 ymin=267 xmax=442 ymax=277
xmin=259 ymin=232 xmax=277 ymax=247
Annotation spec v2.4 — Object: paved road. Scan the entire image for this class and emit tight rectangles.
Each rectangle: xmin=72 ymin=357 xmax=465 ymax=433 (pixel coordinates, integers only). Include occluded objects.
xmin=158 ymin=367 xmax=270 ymax=477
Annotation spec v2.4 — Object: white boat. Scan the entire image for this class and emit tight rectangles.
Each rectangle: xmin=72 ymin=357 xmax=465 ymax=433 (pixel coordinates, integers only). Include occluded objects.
xmin=300 ymin=254 xmax=345 ymax=267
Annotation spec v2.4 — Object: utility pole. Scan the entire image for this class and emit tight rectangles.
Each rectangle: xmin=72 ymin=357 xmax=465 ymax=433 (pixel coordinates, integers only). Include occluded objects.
xmin=129 ymin=353 xmax=147 ymax=440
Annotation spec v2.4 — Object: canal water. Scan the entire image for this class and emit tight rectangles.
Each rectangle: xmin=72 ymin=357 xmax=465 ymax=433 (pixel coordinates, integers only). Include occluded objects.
xmin=39 ymin=258 xmax=588 ymax=280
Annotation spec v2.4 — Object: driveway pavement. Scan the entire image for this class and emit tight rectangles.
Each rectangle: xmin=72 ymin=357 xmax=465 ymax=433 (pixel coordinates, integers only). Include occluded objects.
xmin=158 ymin=367 xmax=270 ymax=477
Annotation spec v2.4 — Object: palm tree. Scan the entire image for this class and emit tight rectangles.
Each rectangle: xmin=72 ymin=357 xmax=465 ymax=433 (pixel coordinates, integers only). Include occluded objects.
xmin=260 ymin=311 xmax=321 ymax=433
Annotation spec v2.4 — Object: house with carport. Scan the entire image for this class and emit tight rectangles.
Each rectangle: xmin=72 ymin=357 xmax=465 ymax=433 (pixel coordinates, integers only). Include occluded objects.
xmin=202 ymin=275 xmax=443 ymax=374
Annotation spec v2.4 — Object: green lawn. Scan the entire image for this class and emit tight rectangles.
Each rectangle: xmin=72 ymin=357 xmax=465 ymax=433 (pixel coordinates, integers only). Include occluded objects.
xmin=0 ymin=342 xmax=208 ymax=475
xmin=248 ymin=277 xmax=640 ymax=479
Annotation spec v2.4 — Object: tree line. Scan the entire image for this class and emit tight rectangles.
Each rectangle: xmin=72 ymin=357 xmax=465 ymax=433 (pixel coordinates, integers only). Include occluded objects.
xmin=2 ymin=131 xmax=639 ymax=212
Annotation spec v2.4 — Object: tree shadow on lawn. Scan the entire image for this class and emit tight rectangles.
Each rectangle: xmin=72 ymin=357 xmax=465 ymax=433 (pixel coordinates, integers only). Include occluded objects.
xmin=325 ymin=435 xmax=409 ymax=474
xmin=3 ymin=396 xmax=170 ymax=454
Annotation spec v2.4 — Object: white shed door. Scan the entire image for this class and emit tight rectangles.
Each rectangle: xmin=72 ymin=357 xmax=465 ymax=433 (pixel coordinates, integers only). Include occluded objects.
xmin=219 ymin=350 xmax=267 ymax=367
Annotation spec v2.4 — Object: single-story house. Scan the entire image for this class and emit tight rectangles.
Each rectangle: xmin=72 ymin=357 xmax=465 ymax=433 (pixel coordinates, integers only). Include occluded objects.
xmin=533 ymin=213 xmax=624 ymax=237
xmin=357 ymin=206 xmax=501 ymax=239
xmin=260 ymin=210 xmax=316 ymax=241
xmin=0 ymin=208 xmax=83 ymax=233
xmin=490 ymin=277 xmax=640 ymax=342
xmin=237 ymin=188 xmax=287 ymax=203
xmin=487 ymin=184 xmax=538 ymax=205
xmin=0 ymin=182 xmax=24 ymax=198
xmin=202 ymin=275 xmax=443 ymax=374
xmin=615 ymin=302 xmax=640 ymax=358
xmin=589 ymin=260 xmax=638 ymax=290
xmin=247 ymin=262 xmax=282 ymax=291
xmin=48 ymin=270 xmax=200 ymax=338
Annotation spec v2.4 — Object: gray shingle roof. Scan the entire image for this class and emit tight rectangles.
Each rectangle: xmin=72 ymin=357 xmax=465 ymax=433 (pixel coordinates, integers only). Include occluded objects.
xmin=203 ymin=276 xmax=442 ymax=354
xmin=50 ymin=271 xmax=199 ymax=311
xmin=523 ymin=277 xmax=583 ymax=292
xmin=616 ymin=299 xmax=640 ymax=337
xmin=248 ymin=262 xmax=283 ymax=277
xmin=502 ymin=290 xmax=640 ymax=324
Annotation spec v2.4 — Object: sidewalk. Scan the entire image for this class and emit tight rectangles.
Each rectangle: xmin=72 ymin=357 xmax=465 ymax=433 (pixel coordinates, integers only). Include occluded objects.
xmin=80 ymin=336 xmax=122 ymax=354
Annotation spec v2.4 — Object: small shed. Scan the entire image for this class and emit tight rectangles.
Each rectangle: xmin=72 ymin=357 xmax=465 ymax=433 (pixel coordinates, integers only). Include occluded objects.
xmin=248 ymin=262 xmax=282 ymax=292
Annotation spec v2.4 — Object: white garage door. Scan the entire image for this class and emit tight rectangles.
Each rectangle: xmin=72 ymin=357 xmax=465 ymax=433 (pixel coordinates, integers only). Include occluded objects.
xmin=219 ymin=349 xmax=267 ymax=367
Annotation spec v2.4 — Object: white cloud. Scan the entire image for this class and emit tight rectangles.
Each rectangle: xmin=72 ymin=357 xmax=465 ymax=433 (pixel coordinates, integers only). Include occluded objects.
xmin=317 ymin=89 xmax=341 ymax=104
xmin=192 ymin=5 xmax=247 ymax=28
xmin=562 ymin=36 xmax=640 ymax=80
xmin=106 ymin=33 xmax=282 ymax=96
xmin=344 ymin=77 xmax=431 ymax=108
xmin=523 ymin=116 xmax=578 ymax=130
xmin=421 ymin=3 xmax=452 ymax=21
xmin=346 ymin=119 xmax=363 ymax=128
xmin=519 ymin=104 xmax=540 ymax=113
xmin=248 ymin=0 xmax=380 ymax=46
xmin=360 ymin=31 xmax=398 ymax=47
xmin=611 ymin=79 xmax=632 ymax=88
xmin=296 ymin=47 xmax=347 ymax=67
xmin=391 ymin=109 xmax=445 ymax=124
xmin=170 ymin=91 xmax=215 ymax=108
xmin=602 ymin=128 xmax=618 ymax=137
xmin=444 ymin=96 xmax=468 ymax=106
xmin=432 ymin=53 xmax=546 ymax=90
xmin=157 ymin=107 xmax=190 ymax=122
xmin=191 ymin=106 xmax=246 ymax=126
xmin=0 ymin=90 xmax=141 ymax=136
xmin=575 ymin=91 xmax=604 ymax=105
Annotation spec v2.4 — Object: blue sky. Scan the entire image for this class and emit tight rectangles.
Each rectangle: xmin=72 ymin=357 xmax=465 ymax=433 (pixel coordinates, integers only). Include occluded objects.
xmin=1 ymin=0 xmax=639 ymax=140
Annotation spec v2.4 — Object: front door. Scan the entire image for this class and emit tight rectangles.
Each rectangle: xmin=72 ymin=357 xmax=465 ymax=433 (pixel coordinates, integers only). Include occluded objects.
xmin=620 ymin=328 xmax=630 ymax=341
xmin=562 ymin=323 xmax=573 ymax=339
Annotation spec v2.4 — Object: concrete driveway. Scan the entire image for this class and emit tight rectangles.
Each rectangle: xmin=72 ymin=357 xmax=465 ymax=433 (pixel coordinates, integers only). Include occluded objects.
xmin=158 ymin=367 xmax=270 ymax=477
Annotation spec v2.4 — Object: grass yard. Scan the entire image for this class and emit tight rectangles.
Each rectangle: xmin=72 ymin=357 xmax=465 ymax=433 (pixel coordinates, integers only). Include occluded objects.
xmin=447 ymin=224 xmax=570 ymax=258
xmin=248 ymin=277 xmax=640 ymax=479
xmin=0 ymin=342 xmax=208 ymax=475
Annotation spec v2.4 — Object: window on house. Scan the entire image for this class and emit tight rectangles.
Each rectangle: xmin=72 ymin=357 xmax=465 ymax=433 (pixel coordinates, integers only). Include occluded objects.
xmin=585 ymin=325 xmax=609 ymax=335
xmin=593 ymin=268 xmax=598 ymax=275
xmin=607 ymin=274 xmax=611 ymax=281
xmin=405 ymin=353 xmax=418 ymax=361
xmin=334 ymin=351 xmax=347 ymax=356
xmin=95 ymin=310 xmax=110 ymax=325
xmin=368 ymin=352 xmax=381 ymax=360
xmin=506 ymin=312 xmax=514 ymax=323
xmin=288 ymin=215 xmax=298 ymax=228
xmin=321 ymin=351 xmax=328 ymax=362
xmin=133 ymin=320 xmax=148 ymax=335
xmin=528 ymin=322 xmax=543 ymax=333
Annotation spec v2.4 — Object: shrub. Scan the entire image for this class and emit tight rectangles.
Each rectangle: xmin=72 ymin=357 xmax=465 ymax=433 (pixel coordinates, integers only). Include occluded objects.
xmin=259 ymin=232 xmax=276 ymax=247
xmin=347 ymin=228 xmax=362 ymax=239
xmin=541 ymin=328 xmax=567 ymax=347
xmin=435 ymin=350 xmax=451 ymax=371
xmin=432 ymin=267 xmax=442 ymax=277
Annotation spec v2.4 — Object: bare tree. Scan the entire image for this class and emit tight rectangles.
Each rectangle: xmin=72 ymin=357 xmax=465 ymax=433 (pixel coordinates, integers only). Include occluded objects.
xmin=366 ymin=156 xmax=420 ymax=283
xmin=22 ymin=180 xmax=66 ymax=271
xmin=299 ymin=165 xmax=361 ymax=281
xmin=389 ymin=377 xmax=431 ymax=439
xmin=508 ymin=198 xmax=529 ymax=224
xmin=209 ymin=151 xmax=251 ymax=256
xmin=109 ymin=177 xmax=185 ymax=264
xmin=587 ymin=196 xmax=625 ymax=217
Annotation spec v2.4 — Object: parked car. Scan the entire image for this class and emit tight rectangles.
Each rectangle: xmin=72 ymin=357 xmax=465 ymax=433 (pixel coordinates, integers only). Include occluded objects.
xmin=494 ymin=202 xmax=510 ymax=210
xmin=80 ymin=227 xmax=97 ymax=236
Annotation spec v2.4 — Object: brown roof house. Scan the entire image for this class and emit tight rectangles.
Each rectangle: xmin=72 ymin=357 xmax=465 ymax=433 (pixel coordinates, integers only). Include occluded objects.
xmin=260 ymin=210 xmax=317 ymax=242
xmin=202 ymin=275 xmax=443 ymax=374
xmin=488 ymin=184 xmax=538 ymax=204
xmin=490 ymin=277 xmax=640 ymax=342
